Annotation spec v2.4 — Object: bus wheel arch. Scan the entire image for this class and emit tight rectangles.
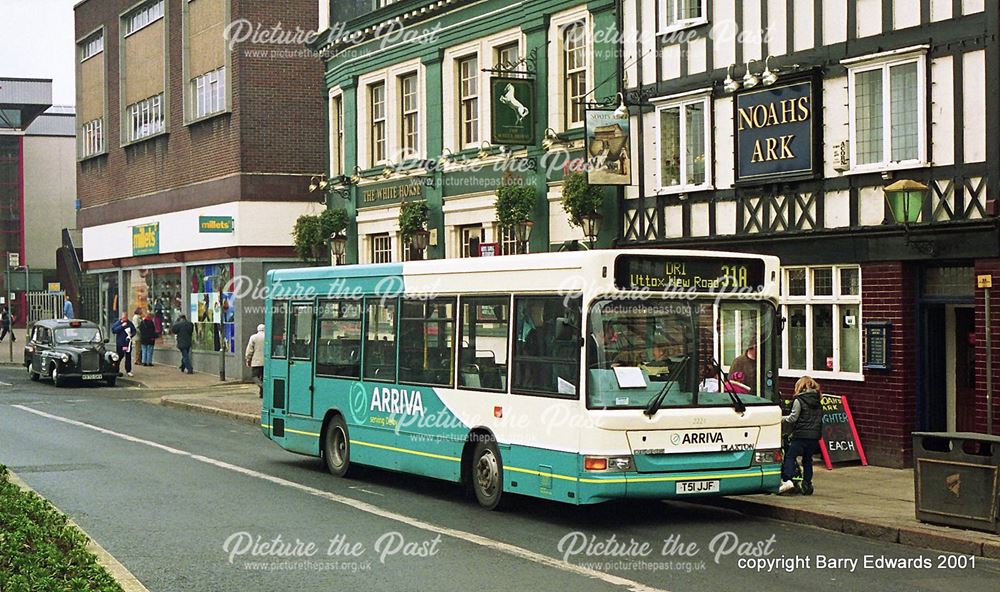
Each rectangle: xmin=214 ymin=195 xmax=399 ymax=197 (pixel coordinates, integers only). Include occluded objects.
xmin=462 ymin=428 xmax=506 ymax=510
xmin=321 ymin=410 xmax=352 ymax=478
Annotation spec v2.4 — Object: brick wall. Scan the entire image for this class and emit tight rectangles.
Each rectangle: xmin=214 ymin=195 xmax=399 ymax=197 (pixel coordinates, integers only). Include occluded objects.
xmin=75 ymin=0 xmax=324 ymax=213
xmin=780 ymin=261 xmax=918 ymax=468
xmin=973 ymin=258 xmax=1000 ymax=436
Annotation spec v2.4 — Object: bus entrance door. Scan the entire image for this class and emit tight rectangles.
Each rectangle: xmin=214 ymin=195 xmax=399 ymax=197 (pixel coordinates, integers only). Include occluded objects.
xmin=287 ymin=302 xmax=315 ymax=416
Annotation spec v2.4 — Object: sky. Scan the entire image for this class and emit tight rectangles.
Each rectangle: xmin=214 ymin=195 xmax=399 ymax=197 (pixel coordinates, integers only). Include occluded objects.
xmin=0 ymin=0 xmax=78 ymax=106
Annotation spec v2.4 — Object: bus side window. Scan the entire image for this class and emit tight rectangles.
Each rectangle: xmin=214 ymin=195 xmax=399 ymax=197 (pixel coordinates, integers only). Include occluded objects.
xmin=271 ymin=301 xmax=288 ymax=358
xmin=399 ymin=298 xmax=456 ymax=387
xmin=512 ymin=296 xmax=582 ymax=397
xmin=316 ymin=300 xmax=362 ymax=378
xmin=363 ymin=298 xmax=397 ymax=382
xmin=458 ymin=296 xmax=509 ymax=391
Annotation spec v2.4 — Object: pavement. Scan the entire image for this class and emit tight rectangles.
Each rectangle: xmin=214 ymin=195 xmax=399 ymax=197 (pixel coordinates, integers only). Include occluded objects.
xmin=4 ymin=353 xmax=1000 ymax=563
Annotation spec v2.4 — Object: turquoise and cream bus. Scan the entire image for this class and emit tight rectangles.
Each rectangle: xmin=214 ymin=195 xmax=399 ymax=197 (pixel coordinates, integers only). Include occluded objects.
xmin=262 ymin=250 xmax=783 ymax=509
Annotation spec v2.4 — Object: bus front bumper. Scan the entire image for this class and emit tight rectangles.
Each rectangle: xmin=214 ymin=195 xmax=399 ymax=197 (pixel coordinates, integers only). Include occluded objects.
xmin=576 ymin=464 xmax=782 ymax=504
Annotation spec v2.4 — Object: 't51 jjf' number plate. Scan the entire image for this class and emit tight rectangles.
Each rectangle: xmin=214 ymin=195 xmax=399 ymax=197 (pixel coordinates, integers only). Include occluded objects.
xmin=676 ymin=480 xmax=720 ymax=494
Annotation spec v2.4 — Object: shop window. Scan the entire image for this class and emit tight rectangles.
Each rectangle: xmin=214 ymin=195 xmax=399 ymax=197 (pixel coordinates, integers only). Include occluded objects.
xmin=511 ymin=296 xmax=582 ymax=397
xmin=125 ymin=267 xmax=182 ymax=349
xmin=399 ymin=299 xmax=456 ymax=387
xmin=459 ymin=296 xmax=510 ymax=391
xmin=848 ymin=51 xmax=926 ymax=170
xmin=188 ymin=263 xmax=236 ymax=353
xmin=781 ymin=266 xmax=862 ymax=377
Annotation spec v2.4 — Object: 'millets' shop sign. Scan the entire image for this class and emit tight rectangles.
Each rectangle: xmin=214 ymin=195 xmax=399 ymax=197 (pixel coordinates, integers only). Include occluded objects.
xmin=734 ymin=79 xmax=819 ymax=183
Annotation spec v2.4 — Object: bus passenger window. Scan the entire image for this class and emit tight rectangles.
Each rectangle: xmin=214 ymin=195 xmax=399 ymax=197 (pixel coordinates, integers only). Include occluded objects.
xmin=512 ymin=296 xmax=582 ymax=397
xmin=399 ymin=298 xmax=456 ymax=387
xmin=270 ymin=301 xmax=288 ymax=358
xmin=289 ymin=304 xmax=314 ymax=360
xmin=363 ymin=299 xmax=397 ymax=382
xmin=316 ymin=300 xmax=362 ymax=378
xmin=458 ymin=296 xmax=509 ymax=391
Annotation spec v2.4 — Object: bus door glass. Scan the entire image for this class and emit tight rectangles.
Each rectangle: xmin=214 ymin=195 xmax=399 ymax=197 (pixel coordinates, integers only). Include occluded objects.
xmin=267 ymin=301 xmax=289 ymax=417
xmin=287 ymin=302 xmax=316 ymax=416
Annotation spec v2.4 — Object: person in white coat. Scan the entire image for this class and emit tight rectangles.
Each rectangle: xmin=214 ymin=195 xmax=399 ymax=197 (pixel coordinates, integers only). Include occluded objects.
xmin=245 ymin=324 xmax=266 ymax=398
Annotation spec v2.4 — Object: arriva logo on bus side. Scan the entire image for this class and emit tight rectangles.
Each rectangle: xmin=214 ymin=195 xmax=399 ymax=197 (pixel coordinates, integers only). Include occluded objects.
xmin=369 ymin=387 xmax=426 ymax=417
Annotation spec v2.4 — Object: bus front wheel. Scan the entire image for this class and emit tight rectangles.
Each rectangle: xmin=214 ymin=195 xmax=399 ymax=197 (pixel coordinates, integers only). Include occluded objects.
xmin=323 ymin=415 xmax=351 ymax=477
xmin=471 ymin=438 xmax=505 ymax=510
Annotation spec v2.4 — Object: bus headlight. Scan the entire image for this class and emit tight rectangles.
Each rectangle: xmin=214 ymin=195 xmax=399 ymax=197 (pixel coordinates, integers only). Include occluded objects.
xmin=753 ymin=449 xmax=782 ymax=465
xmin=584 ymin=455 xmax=634 ymax=472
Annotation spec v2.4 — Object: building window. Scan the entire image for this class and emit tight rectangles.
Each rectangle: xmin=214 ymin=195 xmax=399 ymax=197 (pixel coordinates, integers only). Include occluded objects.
xmin=81 ymin=31 xmax=104 ymax=61
xmin=375 ymin=0 xmax=398 ymax=7
xmin=369 ymin=82 xmax=386 ymax=165
xmin=498 ymin=225 xmax=519 ymax=255
xmin=563 ymin=23 xmax=587 ymax=127
xmin=657 ymin=95 xmax=710 ymax=191
xmin=460 ymin=225 xmax=484 ymax=258
xmin=781 ymin=266 xmax=862 ymax=377
xmin=330 ymin=94 xmax=344 ymax=176
xmin=659 ymin=0 xmax=706 ymax=32
xmin=81 ymin=118 xmax=105 ymax=158
xmin=495 ymin=43 xmax=519 ymax=69
xmin=848 ymin=55 xmax=926 ymax=170
xmin=192 ymin=66 xmax=226 ymax=120
xmin=370 ymin=233 xmax=392 ymax=264
xmin=458 ymin=56 xmax=479 ymax=148
xmin=124 ymin=93 xmax=165 ymax=143
xmin=124 ymin=0 xmax=165 ymax=37
xmin=399 ymin=73 xmax=419 ymax=158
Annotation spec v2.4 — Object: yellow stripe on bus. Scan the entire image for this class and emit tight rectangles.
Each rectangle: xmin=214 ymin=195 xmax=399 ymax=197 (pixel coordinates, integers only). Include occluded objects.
xmin=265 ymin=427 xmax=778 ymax=485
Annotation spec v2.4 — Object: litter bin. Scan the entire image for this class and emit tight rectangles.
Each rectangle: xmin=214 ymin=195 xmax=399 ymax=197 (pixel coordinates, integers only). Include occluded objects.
xmin=912 ymin=432 xmax=1000 ymax=533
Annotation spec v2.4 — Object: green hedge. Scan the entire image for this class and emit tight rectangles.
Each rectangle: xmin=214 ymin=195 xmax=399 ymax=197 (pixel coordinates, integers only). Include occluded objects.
xmin=0 ymin=465 xmax=123 ymax=592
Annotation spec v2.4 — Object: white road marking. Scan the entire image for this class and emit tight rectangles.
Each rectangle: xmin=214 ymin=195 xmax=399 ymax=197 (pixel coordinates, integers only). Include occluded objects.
xmin=11 ymin=404 xmax=666 ymax=592
xmin=0 ymin=381 xmax=12 ymax=387
xmin=349 ymin=485 xmax=385 ymax=497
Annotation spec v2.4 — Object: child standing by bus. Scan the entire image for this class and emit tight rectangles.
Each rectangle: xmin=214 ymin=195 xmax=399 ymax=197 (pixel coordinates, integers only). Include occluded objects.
xmin=779 ymin=376 xmax=823 ymax=495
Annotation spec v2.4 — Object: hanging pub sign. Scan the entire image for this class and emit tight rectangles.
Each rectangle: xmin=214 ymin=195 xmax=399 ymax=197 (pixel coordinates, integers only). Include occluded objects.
xmin=734 ymin=79 xmax=820 ymax=184
xmin=585 ymin=108 xmax=631 ymax=186
xmin=490 ymin=77 xmax=535 ymax=145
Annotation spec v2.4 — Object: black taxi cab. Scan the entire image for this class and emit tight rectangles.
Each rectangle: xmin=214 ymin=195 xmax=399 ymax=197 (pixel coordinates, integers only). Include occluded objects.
xmin=23 ymin=319 xmax=121 ymax=387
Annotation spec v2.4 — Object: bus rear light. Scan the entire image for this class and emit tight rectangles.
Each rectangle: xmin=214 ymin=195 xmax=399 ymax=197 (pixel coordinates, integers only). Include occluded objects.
xmin=753 ymin=449 xmax=782 ymax=465
xmin=584 ymin=456 xmax=634 ymax=472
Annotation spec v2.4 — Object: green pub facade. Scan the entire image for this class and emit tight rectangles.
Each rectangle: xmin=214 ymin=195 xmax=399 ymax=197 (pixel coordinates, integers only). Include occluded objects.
xmin=316 ymin=0 xmax=621 ymax=263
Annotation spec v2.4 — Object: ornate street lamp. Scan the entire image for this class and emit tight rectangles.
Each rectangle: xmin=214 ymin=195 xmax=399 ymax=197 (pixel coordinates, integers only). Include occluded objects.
xmin=329 ymin=233 xmax=347 ymax=265
xmin=884 ymin=179 xmax=928 ymax=225
xmin=580 ymin=213 xmax=602 ymax=248
xmin=408 ymin=228 xmax=430 ymax=252
xmin=512 ymin=220 xmax=534 ymax=254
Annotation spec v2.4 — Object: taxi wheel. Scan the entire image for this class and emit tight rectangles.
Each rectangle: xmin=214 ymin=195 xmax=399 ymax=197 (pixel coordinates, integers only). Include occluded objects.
xmin=27 ymin=362 xmax=39 ymax=381
xmin=323 ymin=415 xmax=351 ymax=478
xmin=471 ymin=438 xmax=506 ymax=510
xmin=105 ymin=376 xmax=117 ymax=387
xmin=51 ymin=364 xmax=66 ymax=388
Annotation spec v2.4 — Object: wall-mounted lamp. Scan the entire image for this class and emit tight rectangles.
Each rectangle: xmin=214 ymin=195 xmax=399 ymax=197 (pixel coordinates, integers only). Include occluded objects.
xmin=477 ymin=141 xmax=493 ymax=160
xmin=438 ymin=147 xmax=454 ymax=165
xmin=761 ymin=56 xmax=778 ymax=86
xmin=308 ymin=175 xmax=328 ymax=194
xmin=350 ymin=165 xmax=363 ymax=185
xmin=884 ymin=179 xmax=935 ymax=254
xmin=381 ymin=161 xmax=395 ymax=179
xmin=723 ymin=64 xmax=741 ymax=93
xmin=742 ymin=60 xmax=760 ymax=90
xmin=542 ymin=128 xmax=564 ymax=150
xmin=612 ymin=92 xmax=629 ymax=119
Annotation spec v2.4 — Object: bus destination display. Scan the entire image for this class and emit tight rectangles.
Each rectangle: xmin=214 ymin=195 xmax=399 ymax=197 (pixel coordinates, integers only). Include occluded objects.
xmin=614 ymin=255 xmax=766 ymax=292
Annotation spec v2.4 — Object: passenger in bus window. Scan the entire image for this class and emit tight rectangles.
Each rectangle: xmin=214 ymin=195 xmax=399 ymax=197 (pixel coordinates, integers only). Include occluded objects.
xmin=729 ymin=340 xmax=757 ymax=392
xmin=699 ymin=364 xmax=721 ymax=393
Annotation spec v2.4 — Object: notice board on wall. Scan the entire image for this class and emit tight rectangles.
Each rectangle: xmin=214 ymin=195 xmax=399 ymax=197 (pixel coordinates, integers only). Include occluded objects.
xmin=819 ymin=394 xmax=868 ymax=470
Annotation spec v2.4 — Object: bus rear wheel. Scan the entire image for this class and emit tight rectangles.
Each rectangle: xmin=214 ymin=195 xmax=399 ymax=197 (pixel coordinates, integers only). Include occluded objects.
xmin=471 ymin=438 xmax=505 ymax=510
xmin=323 ymin=415 xmax=351 ymax=478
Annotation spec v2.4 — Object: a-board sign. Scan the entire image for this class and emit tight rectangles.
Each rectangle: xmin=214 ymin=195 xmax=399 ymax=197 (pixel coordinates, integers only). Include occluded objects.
xmin=819 ymin=394 xmax=868 ymax=469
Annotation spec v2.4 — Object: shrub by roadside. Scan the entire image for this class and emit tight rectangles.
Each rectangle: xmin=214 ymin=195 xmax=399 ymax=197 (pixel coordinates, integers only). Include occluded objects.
xmin=0 ymin=465 xmax=123 ymax=592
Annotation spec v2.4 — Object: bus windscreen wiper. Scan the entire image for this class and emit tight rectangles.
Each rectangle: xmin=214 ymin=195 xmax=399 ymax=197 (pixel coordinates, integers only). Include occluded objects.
xmin=711 ymin=357 xmax=747 ymax=414
xmin=643 ymin=354 xmax=689 ymax=417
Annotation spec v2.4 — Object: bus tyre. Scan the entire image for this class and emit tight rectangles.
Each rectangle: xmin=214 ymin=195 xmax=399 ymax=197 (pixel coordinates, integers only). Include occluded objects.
xmin=323 ymin=415 xmax=351 ymax=478
xmin=471 ymin=438 xmax=505 ymax=510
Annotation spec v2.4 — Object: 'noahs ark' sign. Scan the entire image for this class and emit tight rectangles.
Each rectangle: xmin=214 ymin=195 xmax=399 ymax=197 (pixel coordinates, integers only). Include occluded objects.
xmin=735 ymin=80 xmax=819 ymax=183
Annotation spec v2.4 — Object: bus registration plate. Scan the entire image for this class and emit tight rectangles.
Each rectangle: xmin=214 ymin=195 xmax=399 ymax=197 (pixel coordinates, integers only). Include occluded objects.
xmin=676 ymin=480 xmax=720 ymax=495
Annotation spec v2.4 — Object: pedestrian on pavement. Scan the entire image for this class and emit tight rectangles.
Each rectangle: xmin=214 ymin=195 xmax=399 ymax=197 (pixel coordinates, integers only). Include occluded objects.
xmin=138 ymin=313 xmax=157 ymax=367
xmin=171 ymin=314 xmax=194 ymax=374
xmin=111 ymin=313 xmax=136 ymax=377
xmin=245 ymin=323 xmax=265 ymax=398
xmin=63 ymin=295 xmax=74 ymax=320
xmin=779 ymin=376 xmax=823 ymax=496
xmin=131 ymin=308 xmax=143 ymax=366
xmin=0 ymin=306 xmax=14 ymax=343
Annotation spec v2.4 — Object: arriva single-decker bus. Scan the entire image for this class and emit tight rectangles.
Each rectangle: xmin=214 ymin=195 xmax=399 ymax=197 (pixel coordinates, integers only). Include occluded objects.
xmin=262 ymin=249 xmax=784 ymax=509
